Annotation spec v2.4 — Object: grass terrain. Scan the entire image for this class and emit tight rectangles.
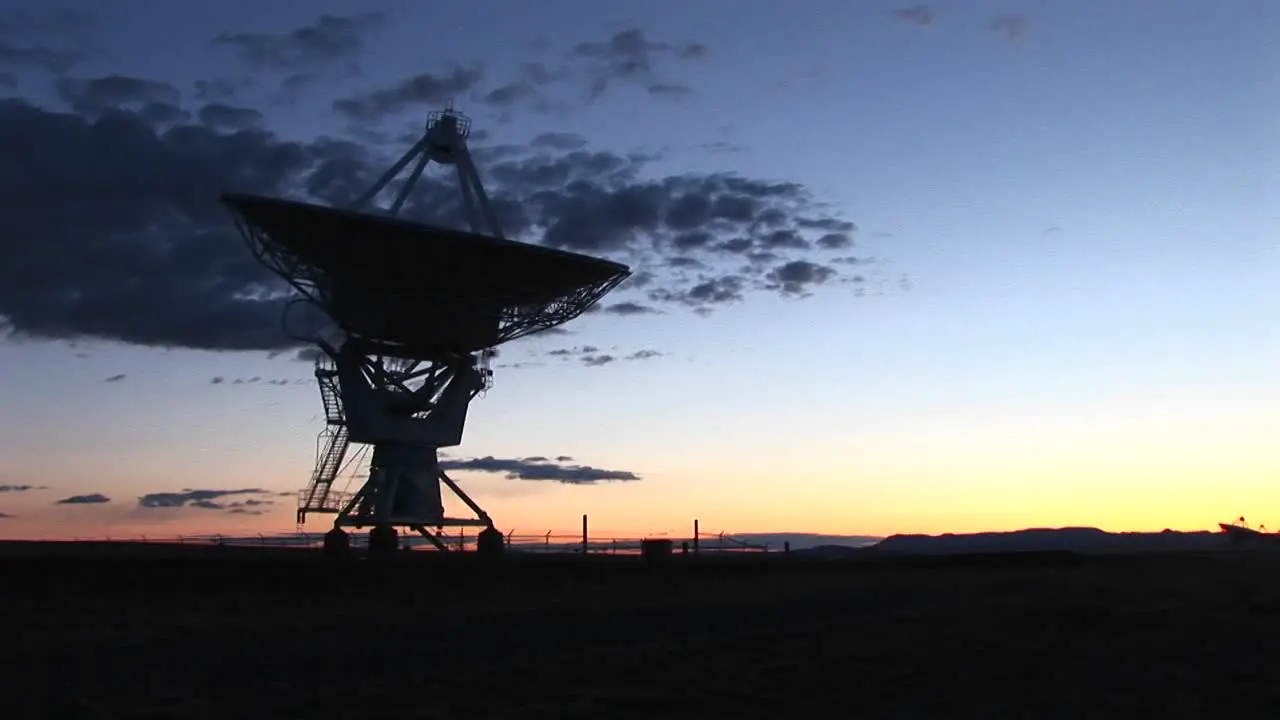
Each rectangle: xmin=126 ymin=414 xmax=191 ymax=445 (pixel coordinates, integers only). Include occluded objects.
xmin=2 ymin=543 xmax=1278 ymax=718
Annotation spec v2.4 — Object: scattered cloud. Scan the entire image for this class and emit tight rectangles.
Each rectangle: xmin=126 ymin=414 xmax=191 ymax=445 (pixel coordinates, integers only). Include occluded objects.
xmin=212 ymin=12 xmax=386 ymax=71
xmin=530 ymin=131 xmax=588 ymax=151
xmin=893 ymin=6 xmax=936 ymax=27
xmin=55 ymin=493 xmax=110 ymax=504
xmin=210 ymin=376 xmax=293 ymax=386
xmin=989 ymin=15 xmax=1028 ymax=41
xmin=478 ymin=62 xmax=570 ymax=118
xmin=54 ymin=74 xmax=183 ymax=119
xmin=768 ymin=260 xmax=838 ymax=296
xmin=603 ymin=301 xmax=660 ymax=316
xmin=0 ymin=16 xmax=898 ymax=354
xmin=699 ymin=140 xmax=744 ymax=155
xmin=0 ymin=484 xmax=46 ymax=493
xmin=0 ymin=512 xmax=13 ymax=518
xmin=546 ymin=344 xmax=662 ymax=366
xmin=103 ymin=374 xmax=126 ymax=382
xmin=192 ymin=78 xmax=241 ymax=103
xmin=138 ymin=488 xmax=277 ymax=512
xmin=440 ymin=455 xmax=640 ymax=484
xmin=571 ymin=28 xmax=708 ymax=103
xmin=334 ymin=66 xmax=485 ymax=121
xmin=647 ymin=83 xmax=694 ymax=101
xmin=0 ymin=7 xmax=96 ymax=74
xmin=198 ymin=103 xmax=264 ymax=131
xmin=211 ymin=12 xmax=390 ymax=105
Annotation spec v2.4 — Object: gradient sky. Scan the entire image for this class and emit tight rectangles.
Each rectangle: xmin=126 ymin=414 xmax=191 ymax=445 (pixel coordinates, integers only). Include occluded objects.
xmin=1 ymin=0 xmax=1277 ymax=540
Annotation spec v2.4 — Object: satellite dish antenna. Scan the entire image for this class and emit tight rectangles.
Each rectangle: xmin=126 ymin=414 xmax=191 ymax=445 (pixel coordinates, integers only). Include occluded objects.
xmin=222 ymin=108 xmax=630 ymax=557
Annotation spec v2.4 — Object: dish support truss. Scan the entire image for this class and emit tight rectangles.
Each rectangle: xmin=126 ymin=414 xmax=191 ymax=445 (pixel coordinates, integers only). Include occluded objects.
xmin=298 ymin=341 xmax=496 ymax=551
xmin=355 ymin=108 xmax=503 ymax=238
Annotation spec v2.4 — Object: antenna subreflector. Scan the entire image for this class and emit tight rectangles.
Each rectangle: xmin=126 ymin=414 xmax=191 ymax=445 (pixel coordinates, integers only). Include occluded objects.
xmin=221 ymin=109 xmax=630 ymax=557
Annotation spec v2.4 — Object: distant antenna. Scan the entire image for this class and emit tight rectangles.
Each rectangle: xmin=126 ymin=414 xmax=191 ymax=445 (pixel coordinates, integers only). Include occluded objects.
xmin=221 ymin=110 xmax=631 ymax=558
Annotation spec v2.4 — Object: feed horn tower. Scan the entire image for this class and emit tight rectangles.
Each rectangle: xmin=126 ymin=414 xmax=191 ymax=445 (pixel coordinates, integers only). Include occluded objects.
xmin=222 ymin=109 xmax=630 ymax=557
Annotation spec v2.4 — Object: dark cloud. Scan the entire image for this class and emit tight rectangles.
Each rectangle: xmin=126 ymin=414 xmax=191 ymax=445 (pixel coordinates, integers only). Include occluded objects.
xmin=893 ymin=6 xmax=936 ymax=27
xmin=816 ymin=233 xmax=854 ymax=250
xmin=571 ymin=28 xmax=708 ymax=102
xmin=440 ymin=455 xmax=640 ymax=484
xmin=138 ymin=488 xmax=275 ymax=510
xmin=55 ymin=75 xmax=181 ymax=115
xmin=0 ymin=96 xmax=331 ymax=350
xmin=679 ymin=43 xmax=710 ymax=60
xmin=0 ymin=484 xmax=46 ymax=493
xmin=210 ymin=375 xmax=293 ymax=386
xmin=548 ymin=345 xmax=597 ymax=358
xmin=768 ymin=260 xmax=837 ymax=296
xmin=103 ymin=373 xmax=125 ymax=382
xmin=212 ymin=12 xmax=386 ymax=70
xmin=478 ymin=62 xmax=571 ymax=117
xmin=546 ymin=344 xmax=659 ymax=366
xmin=0 ymin=8 xmax=95 ymax=37
xmin=0 ymin=512 xmax=13 ymax=518
xmin=0 ymin=8 xmax=95 ymax=74
xmin=699 ymin=140 xmax=743 ymax=155
xmin=530 ymin=132 xmax=588 ymax=151
xmin=0 ymin=43 xmax=80 ymax=73
xmin=198 ymin=103 xmax=264 ymax=131
xmin=647 ymin=83 xmax=694 ymax=101
xmin=55 ymin=493 xmax=110 ymax=504
xmin=832 ymin=255 xmax=875 ymax=266
xmin=604 ymin=301 xmax=659 ymax=316
xmin=334 ymin=66 xmax=485 ymax=121
xmin=193 ymin=78 xmax=241 ymax=103
xmin=0 ymin=72 xmax=885 ymax=351
xmin=990 ymin=15 xmax=1028 ymax=41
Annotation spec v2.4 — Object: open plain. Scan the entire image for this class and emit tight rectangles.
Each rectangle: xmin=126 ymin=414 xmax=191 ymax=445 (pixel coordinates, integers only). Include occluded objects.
xmin=3 ymin=544 xmax=1279 ymax=718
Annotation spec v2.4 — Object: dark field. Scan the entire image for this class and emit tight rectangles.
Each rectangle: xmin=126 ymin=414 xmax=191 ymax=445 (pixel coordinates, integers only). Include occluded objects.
xmin=3 ymin=543 xmax=1279 ymax=718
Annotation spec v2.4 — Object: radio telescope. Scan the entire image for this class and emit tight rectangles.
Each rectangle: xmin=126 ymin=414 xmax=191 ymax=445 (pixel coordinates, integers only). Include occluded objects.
xmin=221 ymin=109 xmax=630 ymax=557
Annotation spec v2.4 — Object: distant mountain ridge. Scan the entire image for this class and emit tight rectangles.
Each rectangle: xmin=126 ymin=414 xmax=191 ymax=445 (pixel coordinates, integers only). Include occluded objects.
xmin=872 ymin=527 xmax=1225 ymax=555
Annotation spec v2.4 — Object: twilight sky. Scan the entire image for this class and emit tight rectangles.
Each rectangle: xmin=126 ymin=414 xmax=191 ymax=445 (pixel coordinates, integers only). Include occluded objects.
xmin=1 ymin=0 xmax=1277 ymax=540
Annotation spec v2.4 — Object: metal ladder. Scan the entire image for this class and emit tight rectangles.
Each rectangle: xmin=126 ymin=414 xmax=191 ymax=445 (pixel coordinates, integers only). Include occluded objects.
xmin=297 ymin=360 xmax=350 ymax=525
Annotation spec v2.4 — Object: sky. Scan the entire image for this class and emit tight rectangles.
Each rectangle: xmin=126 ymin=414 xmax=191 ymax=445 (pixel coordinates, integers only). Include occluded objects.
xmin=0 ymin=0 xmax=1277 ymax=541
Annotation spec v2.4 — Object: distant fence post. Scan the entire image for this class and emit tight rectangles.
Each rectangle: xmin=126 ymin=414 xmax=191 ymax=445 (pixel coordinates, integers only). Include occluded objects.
xmin=457 ymin=529 xmax=465 ymax=552
xmin=545 ymin=531 xmax=551 ymax=551
xmin=505 ymin=530 xmax=513 ymax=547
xmin=582 ymin=514 xmax=588 ymax=555
xmin=693 ymin=518 xmax=700 ymax=555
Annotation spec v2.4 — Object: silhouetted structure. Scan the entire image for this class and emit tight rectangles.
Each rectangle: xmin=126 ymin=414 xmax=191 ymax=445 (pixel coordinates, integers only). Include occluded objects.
xmin=223 ymin=109 xmax=629 ymax=558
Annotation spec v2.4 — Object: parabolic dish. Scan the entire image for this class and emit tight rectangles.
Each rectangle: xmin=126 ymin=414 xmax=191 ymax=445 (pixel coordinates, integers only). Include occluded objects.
xmin=222 ymin=193 xmax=631 ymax=356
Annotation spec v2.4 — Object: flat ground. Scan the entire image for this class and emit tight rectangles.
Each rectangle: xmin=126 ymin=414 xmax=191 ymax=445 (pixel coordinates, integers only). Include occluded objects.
xmin=3 ymin=544 xmax=1279 ymax=718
